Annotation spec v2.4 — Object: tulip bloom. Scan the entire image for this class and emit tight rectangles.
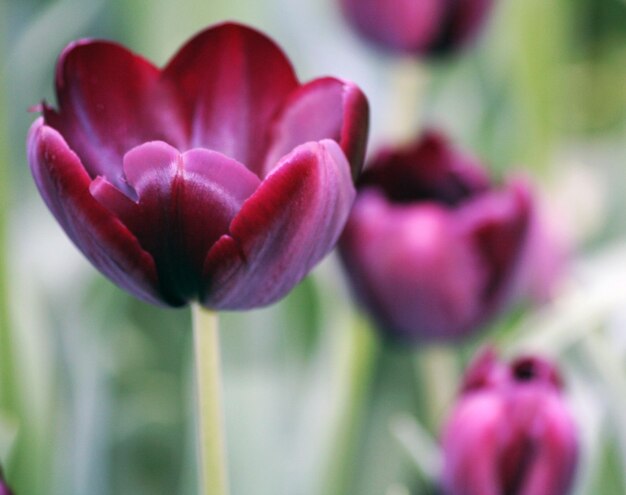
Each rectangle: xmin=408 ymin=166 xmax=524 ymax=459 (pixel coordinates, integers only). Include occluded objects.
xmin=441 ymin=349 xmax=578 ymax=495
xmin=28 ymin=23 xmax=369 ymax=309
xmin=339 ymin=131 xmax=531 ymax=342
xmin=339 ymin=0 xmax=494 ymax=56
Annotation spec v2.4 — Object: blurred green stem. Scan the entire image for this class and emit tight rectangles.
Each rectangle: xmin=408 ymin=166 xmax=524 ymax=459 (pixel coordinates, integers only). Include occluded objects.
xmin=323 ymin=313 xmax=377 ymax=495
xmin=415 ymin=346 xmax=459 ymax=433
xmin=388 ymin=59 xmax=427 ymax=142
xmin=192 ymin=305 xmax=229 ymax=495
xmin=0 ymin=0 xmax=17 ymax=415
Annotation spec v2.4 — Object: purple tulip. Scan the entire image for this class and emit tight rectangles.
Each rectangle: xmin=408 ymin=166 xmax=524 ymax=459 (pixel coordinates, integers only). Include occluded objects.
xmin=339 ymin=130 xmax=531 ymax=342
xmin=442 ymin=348 xmax=578 ymax=495
xmin=338 ymin=0 xmax=495 ymax=56
xmin=27 ymin=22 xmax=369 ymax=309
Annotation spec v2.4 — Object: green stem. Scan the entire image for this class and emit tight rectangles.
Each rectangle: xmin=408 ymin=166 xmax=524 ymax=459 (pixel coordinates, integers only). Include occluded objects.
xmin=415 ymin=346 xmax=459 ymax=433
xmin=192 ymin=305 xmax=229 ymax=495
xmin=387 ymin=58 xmax=427 ymax=142
xmin=323 ymin=312 xmax=378 ymax=495
xmin=0 ymin=0 xmax=17 ymax=416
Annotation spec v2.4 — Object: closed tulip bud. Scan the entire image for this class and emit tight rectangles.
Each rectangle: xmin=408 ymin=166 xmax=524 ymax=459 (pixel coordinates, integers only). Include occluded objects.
xmin=441 ymin=349 xmax=578 ymax=495
xmin=339 ymin=130 xmax=531 ymax=343
xmin=338 ymin=0 xmax=495 ymax=57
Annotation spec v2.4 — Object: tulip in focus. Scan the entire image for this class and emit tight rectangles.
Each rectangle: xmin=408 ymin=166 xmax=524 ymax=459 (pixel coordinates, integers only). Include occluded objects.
xmin=340 ymin=130 xmax=531 ymax=343
xmin=441 ymin=348 xmax=578 ymax=495
xmin=339 ymin=0 xmax=495 ymax=56
xmin=28 ymin=22 xmax=369 ymax=309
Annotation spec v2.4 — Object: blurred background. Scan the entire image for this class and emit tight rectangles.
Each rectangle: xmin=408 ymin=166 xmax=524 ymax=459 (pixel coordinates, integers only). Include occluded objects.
xmin=1 ymin=0 xmax=625 ymax=494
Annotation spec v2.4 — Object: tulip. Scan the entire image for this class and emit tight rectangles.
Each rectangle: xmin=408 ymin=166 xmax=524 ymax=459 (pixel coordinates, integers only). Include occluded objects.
xmin=339 ymin=130 xmax=531 ymax=342
xmin=338 ymin=0 xmax=495 ymax=56
xmin=441 ymin=348 xmax=578 ymax=495
xmin=28 ymin=22 xmax=369 ymax=309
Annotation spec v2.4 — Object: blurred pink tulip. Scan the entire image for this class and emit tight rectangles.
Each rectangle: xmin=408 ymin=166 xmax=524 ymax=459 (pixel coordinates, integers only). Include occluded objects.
xmin=340 ymin=130 xmax=531 ymax=342
xmin=442 ymin=349 xmax=578 ymax=495
xmin=339 ymin=0 xmax=495 ymax=56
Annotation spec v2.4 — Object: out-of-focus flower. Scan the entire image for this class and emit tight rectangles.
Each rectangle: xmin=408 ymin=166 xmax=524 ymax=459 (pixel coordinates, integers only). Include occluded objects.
xmin=0 ymin=467 xmax=13 ymax=495
xmin=338 ymin=0 xmax=495 ymax=57
xmin=339 ymin=130 xmax=531 ymax=342
xmin=28 ymin=22 xmax=369 ymax=309
xmin=516 ymin=201 xmax=571 ymax=304
xmin=441 ymin=348 xmax=578 ymax=495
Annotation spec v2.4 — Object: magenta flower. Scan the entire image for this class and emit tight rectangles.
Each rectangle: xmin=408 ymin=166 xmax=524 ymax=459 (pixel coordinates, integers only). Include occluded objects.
xmin=339 ymin=131 xmax=531 ymax=342
xmin=0 ymin=468 xmax=12 ymax=495
xmin=441 ymin=348 xmax=578 ymax=495
xmin=338 ymin=0 xmax=494 ymax=56
xmin=27 ymin=22 xmax=369 ymax=309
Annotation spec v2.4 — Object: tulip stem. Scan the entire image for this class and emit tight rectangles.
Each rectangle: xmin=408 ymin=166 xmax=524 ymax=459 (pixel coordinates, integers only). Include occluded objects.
xmin=192 ymin=305 xmax=229 ymax=495
xmin=388 ymin=59 xmax=427 ymax=142
xmin=416 ymin=346 xmax=459 ymax=433
xmin=322 ymin=312 xmax=378 ymax=495
xmin=0 ymin=0 xmax=17 ymax=415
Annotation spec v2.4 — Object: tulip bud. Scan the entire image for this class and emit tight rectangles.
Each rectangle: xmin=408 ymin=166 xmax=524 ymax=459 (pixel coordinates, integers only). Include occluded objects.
xmin=339 ymin=130 xmax=531 ymax=343
xmin=338 ymin=0 xmax=495 ymax=57
xmin=441 ymin=349 xmax=578 ymax=495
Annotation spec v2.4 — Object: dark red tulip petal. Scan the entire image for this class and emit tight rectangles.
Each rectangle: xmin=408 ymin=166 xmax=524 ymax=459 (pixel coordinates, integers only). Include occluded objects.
xmin=263 ymin=78 xmax=369 ymax=178
xmin=27 ymin=118 xmax=163 ymax=305
xmin=360 ymin=130 xmax=490 ymax=205
xmin=202 ymin=140 xmax=355 ymax=309
xmin=44 ymin=41 xmax=185 ymax=189
xmin=459 ymin=180 xmax=532 ymax=311
xmin=162 ymin=23 xmax=299 ymax=176
xmin=442 ymin=0 xmax=495 ymax=50
xmin=91 ymin=141 xmax=260 ymax=303
xmin=30 ymin=23 xmax=369 ymax=308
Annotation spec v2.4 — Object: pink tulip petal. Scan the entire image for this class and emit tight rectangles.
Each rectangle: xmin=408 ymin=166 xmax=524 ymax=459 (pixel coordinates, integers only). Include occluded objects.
xmin=341 ymin=191 xmax=484 ymax=341
xmin=44 ymin=40 xmax=185 ymax=188
xmin=91 ymin=141 xmax=260 ymax=303
xmin=27 ymin=118 xmax=163 ymax=305
xmin=340 ymin=0 xmax=445 ymax=53
xmin=519 ymin=394 xmax=579 ymax=495
xmin=263 ymin=78 xmax=369 ymax=178
xmin=202 ymin=140 xmax=355 ymax=309
xmin=162 ymin=22 xmax=299 ymax=175
xmin=442 ymin=393 xmax=504 ymax=495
